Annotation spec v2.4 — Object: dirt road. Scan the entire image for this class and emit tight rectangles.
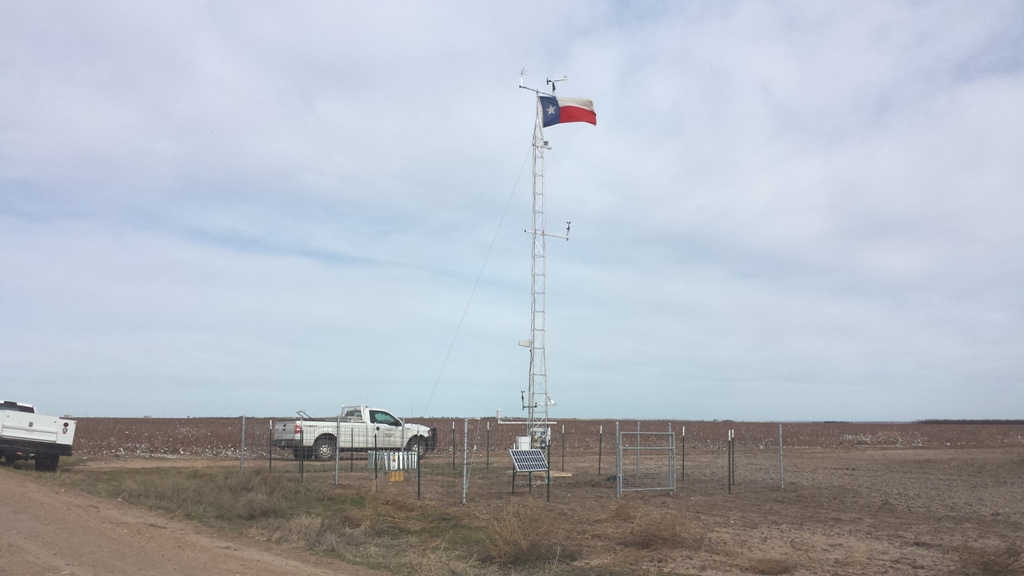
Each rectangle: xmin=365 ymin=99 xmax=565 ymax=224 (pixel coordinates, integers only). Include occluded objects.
xmin=0 ymin=468 xmax=387 ymax=576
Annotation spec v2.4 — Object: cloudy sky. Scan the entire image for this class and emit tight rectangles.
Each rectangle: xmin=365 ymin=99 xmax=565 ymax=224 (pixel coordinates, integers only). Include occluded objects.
xmin=2 ymin=2 xmax=1022 ymax=421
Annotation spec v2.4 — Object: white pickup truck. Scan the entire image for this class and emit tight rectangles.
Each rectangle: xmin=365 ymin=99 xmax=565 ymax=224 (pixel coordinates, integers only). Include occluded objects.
xmin=273 ymin=405 xmax=436 ymax=461
xmin=0 ymin=400 xmax=76 ymax=471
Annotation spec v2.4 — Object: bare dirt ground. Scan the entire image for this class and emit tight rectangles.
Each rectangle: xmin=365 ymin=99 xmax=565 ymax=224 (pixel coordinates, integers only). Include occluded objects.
xmin=666 ymin=447 xmax=1024 ymax=575
xmin=0 ymin=467 xmax=387 ymax=576
xmin=4 ymin=420 xmax=1024 ymax=575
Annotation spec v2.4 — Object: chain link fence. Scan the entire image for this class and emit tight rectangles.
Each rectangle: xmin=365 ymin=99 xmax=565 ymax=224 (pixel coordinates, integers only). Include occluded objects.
xmin=236 ymin=417 xmax=785 ymax=503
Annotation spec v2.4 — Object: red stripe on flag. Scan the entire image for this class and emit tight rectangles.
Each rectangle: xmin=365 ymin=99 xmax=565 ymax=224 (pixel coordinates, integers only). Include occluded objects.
xmin=558 ymin=105 xmax=597 ymax=125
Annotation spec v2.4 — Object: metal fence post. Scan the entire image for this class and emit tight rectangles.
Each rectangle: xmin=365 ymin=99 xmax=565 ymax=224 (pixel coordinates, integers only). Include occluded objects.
xmin=598 ymin=425 xmax=603 ymax=476
xmin=239 ymin=416 xmax=246 ymax=472
xmin=727 ymin=429 xmax=734 ymax=494
xmin=615 ymin=422 xmax=622 ymax=497
xmin=668 ymin=422 xmax=674 ymax=494
xmin=779 ymin=424 xmax=785 ymax=491
xmin=461 ymin=419 xmax=469 ymax=504
xmin=680 ymin=425 xmax=685 ymax=485
xmin=561 ymin=424 xmax=565 ymax=472
xmin=334 ymin=413 xmax=340 ymax=485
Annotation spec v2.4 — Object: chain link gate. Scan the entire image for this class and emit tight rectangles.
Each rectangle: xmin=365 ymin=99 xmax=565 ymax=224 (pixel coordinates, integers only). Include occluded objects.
xmin=615 ymin=422 xmax=676 ymax=497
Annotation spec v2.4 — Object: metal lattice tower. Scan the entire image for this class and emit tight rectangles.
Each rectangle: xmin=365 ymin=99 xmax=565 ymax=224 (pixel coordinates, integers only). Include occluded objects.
xmin=527 ymin=100 xmax=549 ymax=445
xmin=520 ymin=74 xmax=571 ymax=449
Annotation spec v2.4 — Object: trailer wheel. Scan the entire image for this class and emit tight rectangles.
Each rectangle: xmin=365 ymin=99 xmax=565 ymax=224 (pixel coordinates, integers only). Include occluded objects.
xmin=313 ymin=437 xmax=336 ymax=461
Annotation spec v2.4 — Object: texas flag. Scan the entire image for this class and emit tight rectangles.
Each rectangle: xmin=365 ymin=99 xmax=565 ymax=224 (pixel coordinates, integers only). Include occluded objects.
xmin=539 ymin=95 xmax=597 ymax=127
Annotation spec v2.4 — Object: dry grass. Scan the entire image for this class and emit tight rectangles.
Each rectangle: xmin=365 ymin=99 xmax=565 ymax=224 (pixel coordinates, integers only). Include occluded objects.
xmin=52 ymin=465 xmax=509 ymax=573
xmin=479 ymin=500 xmax=578 ymax=567
xmin=949 ymin=542 xmax=1024 ymax=576
xmin=42 ymin=457 xmax=1024 ymax=576
xmin=66 ymin=466 xmax=292 ymax=524
xmin=611 ymin=497 xmax=705 ymax=551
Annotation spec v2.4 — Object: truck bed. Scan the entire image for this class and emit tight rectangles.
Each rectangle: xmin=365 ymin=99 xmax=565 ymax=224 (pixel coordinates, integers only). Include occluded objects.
xmin=0 ymin=414 xmax=75 ymax=457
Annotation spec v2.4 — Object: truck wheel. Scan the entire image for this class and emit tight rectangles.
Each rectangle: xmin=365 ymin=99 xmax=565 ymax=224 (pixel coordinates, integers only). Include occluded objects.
xmin=405 ymin=437 xmax=427 ymax=459
xmin=313 ymin=438 xmax=336 ymax=461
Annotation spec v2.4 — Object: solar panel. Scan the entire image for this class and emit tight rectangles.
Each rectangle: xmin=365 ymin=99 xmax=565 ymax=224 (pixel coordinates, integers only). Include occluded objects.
xmin=509 ymin=448 xmax=548 ymax=472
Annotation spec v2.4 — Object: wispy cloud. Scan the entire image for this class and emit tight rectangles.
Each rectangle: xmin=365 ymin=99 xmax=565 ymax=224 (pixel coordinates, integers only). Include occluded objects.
xmin=2 ymin=1 xmax=1022 ymax=420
